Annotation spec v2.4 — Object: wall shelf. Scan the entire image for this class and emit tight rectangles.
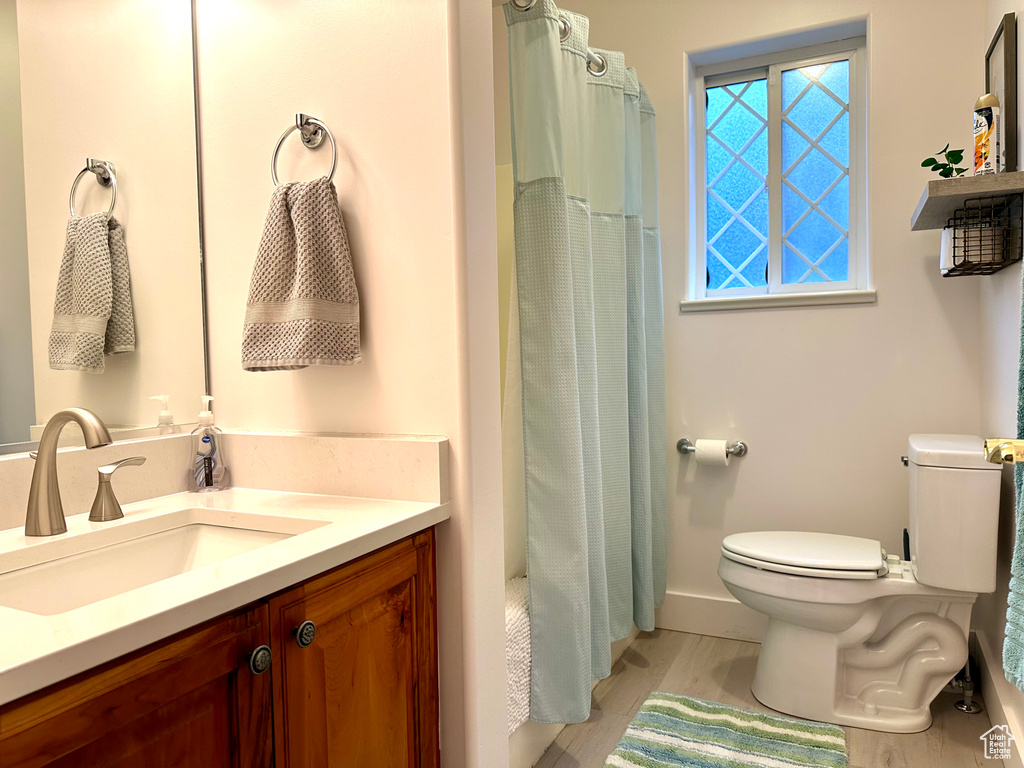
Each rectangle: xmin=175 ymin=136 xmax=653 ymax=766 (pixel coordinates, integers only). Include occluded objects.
xmin=911 ymin=171 xmax=1024 ymax=231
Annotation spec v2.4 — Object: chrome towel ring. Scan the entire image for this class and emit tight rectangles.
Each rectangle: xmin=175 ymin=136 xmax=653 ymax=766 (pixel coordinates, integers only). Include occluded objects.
xmin=69 ymin=158 xmax=116 ymax=217
xmin=271 ymin=113 xmax=337 ymax=187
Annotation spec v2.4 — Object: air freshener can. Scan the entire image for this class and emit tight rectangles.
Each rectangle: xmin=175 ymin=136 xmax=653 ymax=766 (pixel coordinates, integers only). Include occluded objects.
xmin=974 ymin=93 xmax=1001 ymax=175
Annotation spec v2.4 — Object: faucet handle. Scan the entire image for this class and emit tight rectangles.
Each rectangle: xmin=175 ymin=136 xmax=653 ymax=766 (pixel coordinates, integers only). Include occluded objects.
xmin=97 ymin=456 xmax=146 ymax=478
xmin=89 ymin=456 xmax=146 ymax=522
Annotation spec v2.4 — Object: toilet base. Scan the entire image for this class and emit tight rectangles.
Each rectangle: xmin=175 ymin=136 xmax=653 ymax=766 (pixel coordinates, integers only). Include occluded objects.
xmin=751 ymin=610 xmax=970 ymax=733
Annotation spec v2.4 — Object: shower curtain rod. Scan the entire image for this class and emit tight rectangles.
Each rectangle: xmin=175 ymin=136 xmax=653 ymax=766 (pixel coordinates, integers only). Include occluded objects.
xmin=509 ymin=0 xmax=608 ymax=76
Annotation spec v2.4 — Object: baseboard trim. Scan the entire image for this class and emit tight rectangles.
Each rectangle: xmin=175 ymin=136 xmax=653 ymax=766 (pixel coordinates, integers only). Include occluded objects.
xmin=655 ymin=590 xmax=767 ymax=642
xmin=974 ymin=629 xmax=1024 ymax=768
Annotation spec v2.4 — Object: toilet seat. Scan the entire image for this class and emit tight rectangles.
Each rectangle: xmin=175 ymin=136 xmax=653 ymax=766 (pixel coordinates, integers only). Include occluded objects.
xmin=720 ymin=547 xmax=884 ymax=579
xmin=721 ymin=531 xmax=887 ymax=580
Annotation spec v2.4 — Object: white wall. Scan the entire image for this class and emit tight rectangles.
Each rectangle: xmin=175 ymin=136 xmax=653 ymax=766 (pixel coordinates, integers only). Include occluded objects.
xmin=494 ymin=0 xmax=988 ymax=637
xmin=16 ymin=0 xmax=206 ymax=432
xmin=0 ymin=0 xmax=34 ymax=444
xmin=193 ymin=1 xmax=505 ymax=765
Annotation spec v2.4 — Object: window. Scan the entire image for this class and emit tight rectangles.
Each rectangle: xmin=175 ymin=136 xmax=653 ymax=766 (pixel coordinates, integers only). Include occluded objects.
xmin=689 ymin=39 xmax=868 ymax=308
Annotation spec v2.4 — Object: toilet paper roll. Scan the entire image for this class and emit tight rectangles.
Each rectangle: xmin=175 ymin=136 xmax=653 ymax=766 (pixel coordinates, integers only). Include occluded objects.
xmin=694 ymin=439 xmax=731 ymax=467
xmin=940 ymin=227 xmax=953 ymax=275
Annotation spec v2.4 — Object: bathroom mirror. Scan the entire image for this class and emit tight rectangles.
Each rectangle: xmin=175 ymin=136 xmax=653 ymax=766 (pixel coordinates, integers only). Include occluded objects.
xmin=0 ymin=0 xmax=207 ymax=454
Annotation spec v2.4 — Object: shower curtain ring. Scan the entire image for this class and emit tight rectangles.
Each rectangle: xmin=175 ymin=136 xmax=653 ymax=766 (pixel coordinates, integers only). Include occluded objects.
xmin=559 ymin=17 xmax=571 ymax=42
xmin=510 ymin=0 xmax=537 ymax=10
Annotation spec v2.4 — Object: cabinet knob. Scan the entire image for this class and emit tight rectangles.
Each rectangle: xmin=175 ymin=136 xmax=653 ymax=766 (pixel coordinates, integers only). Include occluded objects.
xmin=248 ymin=645 xmax=272 ymax=675
xmin=294 ymin=620 xmax=317 ymax=648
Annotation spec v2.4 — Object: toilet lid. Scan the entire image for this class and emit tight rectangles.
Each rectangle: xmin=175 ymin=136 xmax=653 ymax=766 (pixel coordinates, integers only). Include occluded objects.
xmin=722 ymin=531 xmax=885 ymax=573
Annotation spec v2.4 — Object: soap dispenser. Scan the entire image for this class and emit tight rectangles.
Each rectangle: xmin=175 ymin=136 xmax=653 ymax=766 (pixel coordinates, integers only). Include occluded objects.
xmin=149 ymin=395 xmax=180 ymax=435
xmin=189 ymin=395 xmax=230 ymax=492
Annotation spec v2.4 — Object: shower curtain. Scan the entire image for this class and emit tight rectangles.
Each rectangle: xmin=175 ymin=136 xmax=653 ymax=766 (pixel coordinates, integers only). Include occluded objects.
xmin=1003 ymin=269 xmax=1024 ymax=690
xmin=504 ymin=0 xmax=667 ymax=724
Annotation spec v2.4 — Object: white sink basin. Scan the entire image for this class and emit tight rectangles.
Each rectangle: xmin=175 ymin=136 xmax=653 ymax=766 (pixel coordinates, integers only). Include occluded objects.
xmin=0 ymin=508 xmax=329 ymax=615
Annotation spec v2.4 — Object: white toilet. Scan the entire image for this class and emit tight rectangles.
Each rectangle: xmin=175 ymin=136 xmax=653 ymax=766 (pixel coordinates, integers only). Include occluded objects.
xmin=718 ymin=434 xmax=1001 ymax=733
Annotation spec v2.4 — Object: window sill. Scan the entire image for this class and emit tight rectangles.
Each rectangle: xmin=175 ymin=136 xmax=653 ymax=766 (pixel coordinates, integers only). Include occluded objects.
xmin=678 ymin=289 xmax=876 ymax=313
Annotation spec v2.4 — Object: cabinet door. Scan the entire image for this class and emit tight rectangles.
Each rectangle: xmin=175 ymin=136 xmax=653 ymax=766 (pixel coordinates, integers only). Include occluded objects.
xmin=0 ymin=605 xmax=273 ymax=768
xmin=269 ymin=530 xmax=439 ymax=768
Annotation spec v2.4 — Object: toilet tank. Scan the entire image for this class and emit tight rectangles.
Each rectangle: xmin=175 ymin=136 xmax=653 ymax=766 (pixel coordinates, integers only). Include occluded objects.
xmin=908 ymin=434 xmax=1001 ymax=593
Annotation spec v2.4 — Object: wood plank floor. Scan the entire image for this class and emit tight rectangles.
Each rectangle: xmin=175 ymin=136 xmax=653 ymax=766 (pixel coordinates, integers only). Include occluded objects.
xmin=536 ymin=630 xmax=994 ymax=768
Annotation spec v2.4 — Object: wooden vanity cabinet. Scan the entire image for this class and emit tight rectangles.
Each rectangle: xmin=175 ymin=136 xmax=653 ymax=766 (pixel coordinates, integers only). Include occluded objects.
xmin=0 ymin=529 xmax=439 ymax=768
xmin=0 ymin=605 xmax=273 ymax=768
xmin=268 ymin=528 xmax=439 ymax=768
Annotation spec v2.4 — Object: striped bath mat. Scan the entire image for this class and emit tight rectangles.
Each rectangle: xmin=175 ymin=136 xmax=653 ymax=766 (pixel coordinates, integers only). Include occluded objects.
xmin=605 ymin=693 xmax=848 ymax=767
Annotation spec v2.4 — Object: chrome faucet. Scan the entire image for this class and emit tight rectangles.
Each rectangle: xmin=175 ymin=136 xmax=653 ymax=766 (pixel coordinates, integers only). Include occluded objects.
xmin=26 ymin=408 xmax=112 ymax=537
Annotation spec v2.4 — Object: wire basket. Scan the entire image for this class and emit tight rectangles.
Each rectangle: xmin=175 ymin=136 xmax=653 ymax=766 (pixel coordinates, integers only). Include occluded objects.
xmin=943 ymin=195 xmax=1023 ymax=277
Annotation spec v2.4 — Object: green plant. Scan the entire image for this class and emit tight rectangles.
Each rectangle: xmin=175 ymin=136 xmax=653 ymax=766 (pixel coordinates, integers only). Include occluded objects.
xmin=921 ymin=144 xmax=968 ymax=178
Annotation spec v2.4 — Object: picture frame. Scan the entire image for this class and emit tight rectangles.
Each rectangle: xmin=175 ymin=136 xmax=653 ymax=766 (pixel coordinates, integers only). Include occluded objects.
xmin=985 ymin=12 xmax=1018 ymax=172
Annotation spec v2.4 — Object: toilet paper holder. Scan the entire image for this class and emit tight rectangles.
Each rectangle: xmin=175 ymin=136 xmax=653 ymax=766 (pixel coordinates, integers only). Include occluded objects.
xmin=676 ymin=438 xmax=748 ymax=457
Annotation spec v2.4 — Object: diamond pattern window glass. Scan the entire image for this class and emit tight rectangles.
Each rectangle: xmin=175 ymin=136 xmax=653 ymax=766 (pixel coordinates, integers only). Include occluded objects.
xmin=705 ymin=78 xmax=768 ymax=289
xmin=781 ymin=60 xmax=849 ymax=284
xmin=697 ymin=42 xmax=864 ymax=301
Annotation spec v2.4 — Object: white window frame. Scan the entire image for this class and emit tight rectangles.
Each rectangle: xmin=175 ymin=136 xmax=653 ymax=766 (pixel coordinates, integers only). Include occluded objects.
xmin=684 ymin=38 xmax=872 ymax=312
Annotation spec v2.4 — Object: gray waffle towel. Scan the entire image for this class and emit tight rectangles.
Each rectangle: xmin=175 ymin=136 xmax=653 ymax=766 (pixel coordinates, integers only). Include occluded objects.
xmin=243 ymin=176 xmax=360 ymax=371
xmin=48 ymin=212 xmax=135 ymax=373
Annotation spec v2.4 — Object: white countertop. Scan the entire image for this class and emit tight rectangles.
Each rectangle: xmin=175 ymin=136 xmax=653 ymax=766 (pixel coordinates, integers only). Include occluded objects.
xmin=0 ymin=488 xmax=449 ymax=706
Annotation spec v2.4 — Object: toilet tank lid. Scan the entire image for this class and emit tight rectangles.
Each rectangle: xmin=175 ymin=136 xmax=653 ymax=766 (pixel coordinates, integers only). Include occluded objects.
xmin=721 ymin=531 xmax=884 ymax=572
xmin=907 ymin=434 xmax=998 ymax=471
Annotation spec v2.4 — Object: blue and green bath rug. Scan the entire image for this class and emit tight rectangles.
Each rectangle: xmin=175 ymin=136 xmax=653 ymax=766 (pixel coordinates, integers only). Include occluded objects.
xmin=605 ymin=693 xmax=848 ymax=768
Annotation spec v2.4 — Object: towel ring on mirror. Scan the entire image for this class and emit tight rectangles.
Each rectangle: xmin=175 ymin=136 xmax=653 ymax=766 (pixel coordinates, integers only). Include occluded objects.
xmin=69 ymin=158 xmax=116 ymax=217
xmin=271 ymin=113 xmax=337 ymax=187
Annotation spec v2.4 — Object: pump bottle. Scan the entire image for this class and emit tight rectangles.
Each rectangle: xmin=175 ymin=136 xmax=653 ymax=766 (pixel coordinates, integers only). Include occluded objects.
xmin=189 ymin=395 xmax=230 ymax=492
xmin=149 ymin=395 xmax=180 ymax=435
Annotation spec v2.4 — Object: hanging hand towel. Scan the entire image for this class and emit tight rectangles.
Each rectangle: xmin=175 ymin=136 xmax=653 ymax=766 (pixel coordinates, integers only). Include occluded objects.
xmin=48 ymin=212 xmax=136 ymax=373
xmin=242 ymin=176 xmax=360 ymax=371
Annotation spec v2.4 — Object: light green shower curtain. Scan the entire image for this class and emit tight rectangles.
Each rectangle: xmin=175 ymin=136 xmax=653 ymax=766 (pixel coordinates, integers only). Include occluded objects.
xmin=504 ymin=0 xmax=667 ymax=724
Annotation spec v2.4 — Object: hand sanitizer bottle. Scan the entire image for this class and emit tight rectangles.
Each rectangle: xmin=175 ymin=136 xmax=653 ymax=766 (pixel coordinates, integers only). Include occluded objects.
xmin=189 ymin=395 xmax=230 ymax=492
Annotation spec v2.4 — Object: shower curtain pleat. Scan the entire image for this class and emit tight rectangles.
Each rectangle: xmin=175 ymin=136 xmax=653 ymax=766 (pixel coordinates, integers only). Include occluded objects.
xmin=505 ymin=0 xmax=666 ymax=725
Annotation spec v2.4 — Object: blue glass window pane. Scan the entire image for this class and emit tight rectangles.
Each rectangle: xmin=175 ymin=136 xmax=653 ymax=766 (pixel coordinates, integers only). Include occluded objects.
xmin=786 ymin=210 xmax=843 ymax=262
xmin=707 ymin=251 xmax=733 ymax=289
xmin=740 ymin=247 xmax=769 ymax=285
xmin=716 ymin=220 xmax=763 ymax=269
xmin=706 ymin=86 xmax=732 ymax=125
xmin=714 ymin=99 xmax=764 ymax=151
xmin=706 ymin=138 xmax=731 ymax=184
xmin=782 ymin=245 xmax=808 ymax=283
xmin=741 ymin=79 xmax=768 ymax=118
xmin=818 ymin=111 xmax=849 ymax=166
xmin=782 ymin=183 xmax=808 ymax=233
xmin=714 ymin=163 xmax=761 ymax=211
xmin=706 ymin=77 xmax=768 ymax=290
xmin=819 ymin=175 xmax=849 ymax=230
xmin=782 ymin=122 xmax=809 ymax=173
xmin=707 ymin=197 xmax=730 ymax=242
xmin=786 ymin=82 xmax=842 ymax=140
xmin=818 ymin=60 xmax=849 ymax=102
xmin=818 ymin=239 xmax=849 ymax=281
xmin=742 ymin=128 xmax=768 ymax=176
xmin=782 ymin=69 xmax=809 ymax=110
xmin=781 ymin=59 xmax=850 ymax=285
xmin=787 ymin=149 xmax=842 ymax=202
xmin=744 ymin=190 xmax=768 ymax=235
